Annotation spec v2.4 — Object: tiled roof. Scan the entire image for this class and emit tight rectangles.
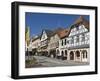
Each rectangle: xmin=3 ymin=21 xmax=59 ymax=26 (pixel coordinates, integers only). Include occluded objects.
xmin=74 ymin=16 xmax=84 ymax=24
xmin=73 ymin=16 xmax=89 ymax=30
xmin=42 ymin=28 xmax=69 ymax=39
xmin=57 ymin=29 xmax=69 ymax=39
xmin=52 ymin=28 xmax=64 ymax=36
xmin=32 ymin=16 xmax=89 ymax=41
xmin=56 ymin=16 xmax=89 ymax=39
xmin=41 ymin=28 xmax=64 ymax=38
xmin=44 ymin=29 xmax=54 ymax=37
xmin=31 ymin=35 xmax=40 ymax=42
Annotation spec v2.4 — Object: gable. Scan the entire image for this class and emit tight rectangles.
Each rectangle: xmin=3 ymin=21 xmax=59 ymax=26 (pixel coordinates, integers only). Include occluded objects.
xmin=69 ymin=24 xmax=88 ymax=36
xmin=41 ymin=31 xmax=48 ymax=41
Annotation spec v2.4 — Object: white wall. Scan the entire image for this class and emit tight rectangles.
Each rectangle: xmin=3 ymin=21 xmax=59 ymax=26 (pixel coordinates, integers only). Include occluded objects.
xmin=0 ymin=0 xmax=99 ymax=81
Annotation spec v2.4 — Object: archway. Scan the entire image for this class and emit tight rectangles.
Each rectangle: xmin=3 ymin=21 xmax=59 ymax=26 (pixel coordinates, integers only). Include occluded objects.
xmin=65 ymin=50 xmax=67 ymax=60
xmin=82 ymin=50 xmax=87 ymax=58
xmin=75 ymin=50 xmax=80 ymax=61
xmin=75 ymin=51 xmax=80 ymax=58
xmin=70 ymin=51 xmax=74 ymax=60
xmin=61 ymin=51 xmax=65 ymax=60
xmin=61 ymin=51 xmax=64 ymax=57
xmin=50 ymin=50 xmax=56 ymax=58
xmin=65 ymin=50 xmax=67 ymax=55
xmin=56 ymin=50 xmax=60 ymax=55
xmin=56 ymin=50 xmax=60 ymax=59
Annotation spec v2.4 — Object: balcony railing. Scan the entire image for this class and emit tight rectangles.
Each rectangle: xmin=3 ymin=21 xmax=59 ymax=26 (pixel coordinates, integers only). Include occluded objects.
xmin=67 ymin=40 xmax=89 ymax=48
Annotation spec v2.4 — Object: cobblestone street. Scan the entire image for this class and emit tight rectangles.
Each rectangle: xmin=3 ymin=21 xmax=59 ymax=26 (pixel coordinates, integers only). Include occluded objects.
xmin=31 ymin=55 xmax=89 ymax=67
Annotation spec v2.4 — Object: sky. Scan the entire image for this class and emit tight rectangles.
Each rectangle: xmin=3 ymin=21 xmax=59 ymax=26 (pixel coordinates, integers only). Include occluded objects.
xmin=25 ymin=12 xmax=89 ymax=37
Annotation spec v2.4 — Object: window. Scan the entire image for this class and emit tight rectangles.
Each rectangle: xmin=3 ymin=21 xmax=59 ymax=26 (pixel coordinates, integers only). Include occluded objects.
xmin=74 ymin=36 xmax=77 ymax=43
xmin=61 ymin=40 xmax=63 ymax=46
xmin=65 ymin=39 xmax=66 ymax=45
xmin=86 ymin=34 xmax=89 ymax=41
xmin=76 ymin=36 xmax=79 ymax=43
xmin=56 ymin=41 xmax=59 ymax=47
xmin=71 ymin=37 xmax=74 ymax=44
xmin=70 ymin=51 xmax=74 ymax=60
xmin=81 ymin=34 xmax=85 ymax=42
xmin=72 ymin=37 xmax=74 ymax=44
xmin=75 ymin=51 xmax=80 ymax=57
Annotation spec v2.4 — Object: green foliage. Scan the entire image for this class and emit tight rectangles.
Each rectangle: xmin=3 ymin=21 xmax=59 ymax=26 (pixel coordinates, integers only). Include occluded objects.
xmin=25 ymin=57 xmax=41 ymax=68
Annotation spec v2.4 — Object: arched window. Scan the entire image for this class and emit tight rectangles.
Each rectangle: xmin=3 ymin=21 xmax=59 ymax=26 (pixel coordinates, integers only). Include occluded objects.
xmin=70 ymin=51 xmax=74 ymax=60
xmin=75 ymin=51 xmax=80 ymax=57
xmin=82 ymin=50 xmax=87 ymax=58
xmin=65 ymin=50 xmax=67 ymax=55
